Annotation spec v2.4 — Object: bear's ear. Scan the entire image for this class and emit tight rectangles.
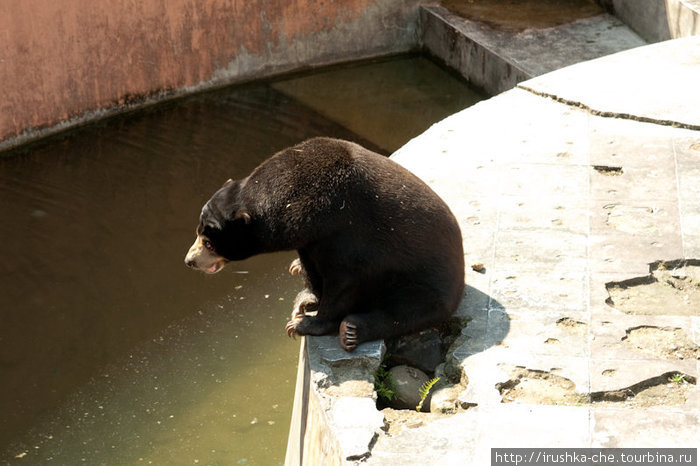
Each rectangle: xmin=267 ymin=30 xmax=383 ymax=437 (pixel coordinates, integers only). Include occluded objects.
xmin=234 ymin=209 xmax=251 ymax=224
xmin=222 ymin=178 xmax=234 ymax=188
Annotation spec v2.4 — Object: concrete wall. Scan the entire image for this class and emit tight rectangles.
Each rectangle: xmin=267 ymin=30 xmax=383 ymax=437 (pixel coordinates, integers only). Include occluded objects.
xmin=284 ymin=336 xmax=385 ymax=466
xmin=0 ymin=0 xmax=423 ymax=152
xmin=419 ymin=6 xmax=532 ymax=96
xmin=284 ymin=339 xmax=343 ymax=466
xmin=597 ymin=0 xmax=700 ymax=42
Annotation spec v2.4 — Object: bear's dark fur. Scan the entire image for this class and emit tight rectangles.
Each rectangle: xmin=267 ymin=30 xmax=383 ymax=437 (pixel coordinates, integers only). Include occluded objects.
xmin=188 ymin=137 xmax=465 ymax=351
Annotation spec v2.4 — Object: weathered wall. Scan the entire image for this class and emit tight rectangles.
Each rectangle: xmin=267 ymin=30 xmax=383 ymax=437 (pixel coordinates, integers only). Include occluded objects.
xmin=284 ymin=339 xmax=343 ymax=466
xmin=596 ymin=0 xmax=700 ymax=42
xmin=0 ymin=0 xmax=423 ymax=151
xmin=284 ymin=336 xmax=385 ymax=466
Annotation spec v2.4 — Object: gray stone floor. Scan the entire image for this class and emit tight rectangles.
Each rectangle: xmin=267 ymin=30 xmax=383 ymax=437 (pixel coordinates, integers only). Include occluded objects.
xmin=364 ymin=36 xmax=700 ymax=463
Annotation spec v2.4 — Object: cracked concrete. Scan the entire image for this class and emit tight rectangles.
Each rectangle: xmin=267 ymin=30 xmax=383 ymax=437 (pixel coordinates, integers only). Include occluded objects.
xmin=518 ymin=37 xmax=700 ymax=129
xmin=605 ymin=260 xmax=700 ymax=316
xmin=359 ymin=36 xmax=700 ymax=463
xmin=496 ymin=365 xmax=588 ymax=405
xmin=622 ymin=326 xmax=699 ymax=360
xmin=494 ymin=364 xmax=697 ymax=408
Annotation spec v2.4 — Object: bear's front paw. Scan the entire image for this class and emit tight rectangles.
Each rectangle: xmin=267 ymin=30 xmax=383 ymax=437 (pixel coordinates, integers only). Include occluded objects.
xmin=339 ymin=321 xmax=358 ymax=352
xmin=289 ymin=305 xmax=305 ymax=322
xmin=291 ymin=289 xmax=318 ymax=322
xmin=289 ymin=258 xmax=303 ymax=276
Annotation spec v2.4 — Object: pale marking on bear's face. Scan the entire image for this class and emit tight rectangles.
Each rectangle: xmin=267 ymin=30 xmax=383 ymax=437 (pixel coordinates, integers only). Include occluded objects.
xmin=185 ymin=234 xmax=228 ymax=274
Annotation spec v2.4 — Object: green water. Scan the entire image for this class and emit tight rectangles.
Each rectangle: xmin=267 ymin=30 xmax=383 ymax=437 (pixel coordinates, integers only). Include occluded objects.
xmin=0 ymin=56 xmax=484 ymax=465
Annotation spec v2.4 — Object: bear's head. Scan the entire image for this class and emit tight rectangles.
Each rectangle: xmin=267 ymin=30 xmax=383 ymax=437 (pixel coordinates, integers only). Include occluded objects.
xmin=184 ymin=178 xmax=256 ymax=273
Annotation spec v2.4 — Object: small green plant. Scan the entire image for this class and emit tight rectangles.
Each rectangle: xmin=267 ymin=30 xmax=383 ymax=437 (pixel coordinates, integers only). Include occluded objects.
xmin=373 ymin=361 xmax=398 ymax=403
xmin=416 ymin=377 xmax=440 ymax=412
xmin=670 ymin=373 xmax=687 ymax=384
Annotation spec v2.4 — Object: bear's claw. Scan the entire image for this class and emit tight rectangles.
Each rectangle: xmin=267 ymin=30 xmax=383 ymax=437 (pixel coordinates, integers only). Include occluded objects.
xmin=289 ymin=258 xmax=303 ymax=276
xmin=290 ymin=299 xmax=316 ymax=323
xmin=291 ymin=306 xmax=305 ymax=320
xmin=285 ymin=319 xmax=301 ymax=339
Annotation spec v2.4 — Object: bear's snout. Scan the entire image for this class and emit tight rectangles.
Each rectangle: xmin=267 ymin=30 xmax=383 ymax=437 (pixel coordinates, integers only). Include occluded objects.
xmin=184 ymin=235 xmax=228 ymax=274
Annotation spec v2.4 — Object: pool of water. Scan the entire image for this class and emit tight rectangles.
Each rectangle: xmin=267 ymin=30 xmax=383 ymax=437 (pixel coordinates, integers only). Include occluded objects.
xmin=0 ymin=55 xmax=485 ymax=465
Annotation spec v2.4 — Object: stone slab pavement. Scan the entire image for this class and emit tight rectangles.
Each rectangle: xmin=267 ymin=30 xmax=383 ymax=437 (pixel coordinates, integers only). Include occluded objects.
xmin=363 ymin=36 xmax=700 ymax=463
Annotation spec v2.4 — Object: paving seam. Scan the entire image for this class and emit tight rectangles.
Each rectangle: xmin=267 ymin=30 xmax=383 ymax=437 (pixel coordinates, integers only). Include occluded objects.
xmin=517 ymin=84 xmax=700 ymax=131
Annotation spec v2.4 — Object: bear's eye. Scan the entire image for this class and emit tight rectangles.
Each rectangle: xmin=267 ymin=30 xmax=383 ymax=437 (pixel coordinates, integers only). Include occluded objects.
xmin=203 ymin=240 xmax=214 ymax=252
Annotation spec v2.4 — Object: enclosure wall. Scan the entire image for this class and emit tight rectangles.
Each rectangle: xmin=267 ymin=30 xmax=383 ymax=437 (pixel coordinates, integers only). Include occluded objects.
xmin=0 ymin=0 xmax=422 ymax=151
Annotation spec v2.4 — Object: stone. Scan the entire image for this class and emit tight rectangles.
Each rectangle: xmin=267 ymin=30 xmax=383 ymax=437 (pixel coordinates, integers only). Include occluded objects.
xmin=387 ymin=365 xmax=432 ymax=412
xmin=592 ymin=408 xmax=700 ymax=447
xmin=385 ymin=328 xmax=445 ymax=374
xmin=430 ymin=384 xmax=464 ymax=414
xmin=307 ymin=335 xmax=384 ymax=371
xmin=328 ymin=397 xmax=386 ymax=461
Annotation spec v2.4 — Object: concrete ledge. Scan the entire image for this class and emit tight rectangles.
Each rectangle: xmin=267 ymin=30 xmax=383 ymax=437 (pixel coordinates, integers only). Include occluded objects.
xmin=420 ymin=5 xmax=645 ymax=95
xmin=286 ymin=35 xmax=700 ymax=465
xmin=518 ymin=35 xmax=700 ymax=130
xmin=420 ymin=6 xmax=531 ymax=96
xmin=384 ymin=35 xmax=699 ymax=461
xmin=285 ymin=337 xmax=385 ymax=465
xmin=601 ymin=0 xmax=700 ymax=42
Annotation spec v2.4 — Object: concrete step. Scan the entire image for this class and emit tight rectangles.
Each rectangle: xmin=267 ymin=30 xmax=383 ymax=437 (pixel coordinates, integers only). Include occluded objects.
xmin=604 ymin=0 xmax=700 ymax=43
xmin=420 ymin=4 xmax=647 ymax=95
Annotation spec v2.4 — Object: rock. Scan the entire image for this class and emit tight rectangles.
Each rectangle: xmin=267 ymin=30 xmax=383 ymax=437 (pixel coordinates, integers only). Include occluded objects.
xmin=328 ymin=397 xmax=386 ymax=461
xmin=387 ymin=365 xmax=432 ymax=412
xmin=307 ymin=335 xmax=385 ymax=372
xmin=306 ymin=336 xmax=385 ymax=399
xmin=430 ymin=384 xmax=463 ymax=414
xmin=385 ymin=328 xmax=445 ymax=374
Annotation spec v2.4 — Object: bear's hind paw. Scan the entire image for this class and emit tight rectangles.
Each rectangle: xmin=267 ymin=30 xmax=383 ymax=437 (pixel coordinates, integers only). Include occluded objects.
xmin=339 ymin=321 xmax=358 ymax=352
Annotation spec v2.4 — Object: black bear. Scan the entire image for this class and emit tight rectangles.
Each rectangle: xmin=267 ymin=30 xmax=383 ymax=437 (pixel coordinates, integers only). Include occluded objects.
xmin=185 ymin=137 xmax=465 ymax=351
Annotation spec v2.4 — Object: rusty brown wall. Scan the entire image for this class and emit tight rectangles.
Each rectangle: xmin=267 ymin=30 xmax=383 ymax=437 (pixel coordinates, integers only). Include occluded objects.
xmin=0 ymin=0 xmax=423 ymax=151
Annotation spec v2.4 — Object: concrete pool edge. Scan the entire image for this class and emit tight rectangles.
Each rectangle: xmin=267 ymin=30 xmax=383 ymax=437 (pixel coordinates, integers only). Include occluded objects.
xmin=285 ymin=35 xmax=700 ymax=464
xmin=285 ymin=337 xmax=386 ymax=465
